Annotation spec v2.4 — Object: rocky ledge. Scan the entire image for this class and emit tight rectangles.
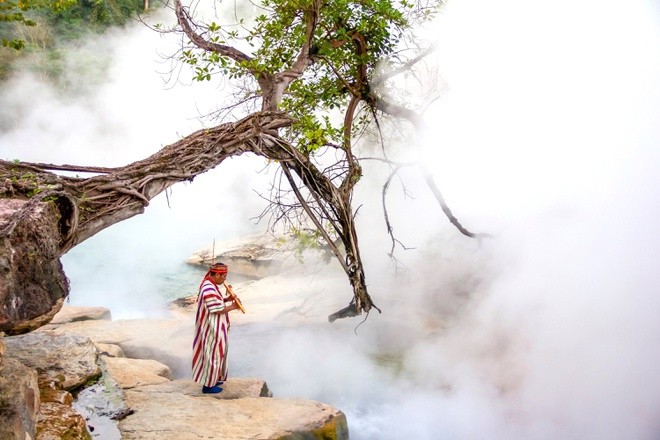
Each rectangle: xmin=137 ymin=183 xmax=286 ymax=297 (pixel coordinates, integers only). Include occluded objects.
xmin=119 ymin=380 xmax=346 ymax=440
xmin=0 ymin=306 xmax=349 ymax=439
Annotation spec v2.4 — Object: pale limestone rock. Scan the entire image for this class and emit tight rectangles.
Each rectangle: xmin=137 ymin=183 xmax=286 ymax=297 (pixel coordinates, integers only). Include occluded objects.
xmin=185 ymin=233 xmax=286 ymax=279
xmin=49 ymin=305 xmax=111 ymax=325
xmin=119 ymin=379 xmax=348 ymax=440
xmin=146 ymin=378 xmax=272 ymax=399
xmin=0 ymin=357 xmax=40 ymax=440
xmin=102 ymin=357 xmax=172 ymax=389
xmin=4 ymin=331 xmax=100 ymax=390
xmin=95 ymin=342 xmax=125 ymax=358
xmin=44 ymin=317 xmax=183 ymax=345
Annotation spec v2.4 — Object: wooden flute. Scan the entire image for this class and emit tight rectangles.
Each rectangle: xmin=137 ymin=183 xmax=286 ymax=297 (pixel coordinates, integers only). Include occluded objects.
xmin=223 ymin=283 xmax=246 ymax=314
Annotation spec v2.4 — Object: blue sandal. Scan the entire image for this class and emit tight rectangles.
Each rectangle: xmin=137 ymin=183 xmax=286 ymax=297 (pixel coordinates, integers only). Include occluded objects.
xmin=202 ymin=385 xmax=223 ymax=394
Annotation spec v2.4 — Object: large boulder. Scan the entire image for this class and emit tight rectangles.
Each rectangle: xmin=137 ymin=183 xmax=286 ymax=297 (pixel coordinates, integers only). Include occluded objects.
xmin=3 ymin=331 xmax=101 ymax=390
xmin=119 ymin=379 xmax=348 ymax=440
xmin=0 ymin=198 xmax=69 ymax=335
xmin=184 ymin=232 xmax=339 ymax=280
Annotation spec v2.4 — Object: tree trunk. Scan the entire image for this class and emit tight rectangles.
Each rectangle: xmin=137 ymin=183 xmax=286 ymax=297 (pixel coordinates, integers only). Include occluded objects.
xmin=0 ymin=111 xmax=376 ymax=333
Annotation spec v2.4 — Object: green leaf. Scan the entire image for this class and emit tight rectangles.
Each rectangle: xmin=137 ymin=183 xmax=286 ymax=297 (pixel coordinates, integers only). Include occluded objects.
xmin=179 ymin=0 xmax=443 ymax=152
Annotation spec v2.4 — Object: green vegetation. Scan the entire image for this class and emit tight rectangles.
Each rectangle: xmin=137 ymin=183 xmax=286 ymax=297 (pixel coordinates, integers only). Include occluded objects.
xmin=180 ymin=0 xmax=440 ymax=156
xmin=0 ymin=0 xmax=150 ymax=80
xmin=1 ymin=0 xmax=75 ymax=50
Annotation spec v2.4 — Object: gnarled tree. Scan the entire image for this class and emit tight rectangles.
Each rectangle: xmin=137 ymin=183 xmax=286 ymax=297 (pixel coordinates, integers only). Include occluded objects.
xmin=0 ymin=0 xmax=480 ymax=334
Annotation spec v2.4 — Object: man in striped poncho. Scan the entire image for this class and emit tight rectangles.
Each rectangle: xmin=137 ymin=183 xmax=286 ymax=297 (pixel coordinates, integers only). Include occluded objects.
xmin=192 ymin=263 xmax=241 ymax=394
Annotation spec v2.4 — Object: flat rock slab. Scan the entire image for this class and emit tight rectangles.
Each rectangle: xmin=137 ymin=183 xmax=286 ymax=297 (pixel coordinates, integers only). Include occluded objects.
xmin=102 ymin=357 xmax=173 ymax=389
xmin=185 ymin=234 xmax=285 ymax=279
xmin=147 ymin=378 xmax=272 ymax=399
xmin=41 ymin=317 xmax=185 ymax=345
xmin=119 ymin=380 xmax=348 ymax=440
xmin=49 ymin=305 xmax=111 ymax=324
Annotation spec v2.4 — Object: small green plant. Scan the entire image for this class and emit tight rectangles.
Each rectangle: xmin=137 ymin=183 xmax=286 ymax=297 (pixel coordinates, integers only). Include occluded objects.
xmin=291 ymin=227 xmax=323 ymax=263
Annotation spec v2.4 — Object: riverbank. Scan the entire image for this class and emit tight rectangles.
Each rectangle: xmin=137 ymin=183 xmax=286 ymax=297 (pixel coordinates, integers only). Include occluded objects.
xmin=1 ymin=265 xmax=354 ymax=439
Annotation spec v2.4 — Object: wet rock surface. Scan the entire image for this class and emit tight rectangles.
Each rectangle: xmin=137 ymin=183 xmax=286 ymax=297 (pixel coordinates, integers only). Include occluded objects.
xmin=72 ymin=360 xmax=128 ymax=440
xmin=2 ymin=331 xmax=102 ymax=440
xmin=37 ymin=402 xmax=91 ymax=440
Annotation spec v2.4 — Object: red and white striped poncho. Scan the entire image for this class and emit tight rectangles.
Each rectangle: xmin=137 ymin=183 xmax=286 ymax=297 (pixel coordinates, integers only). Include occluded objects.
xmin=192 ymin=279 xmax=230 ymax=387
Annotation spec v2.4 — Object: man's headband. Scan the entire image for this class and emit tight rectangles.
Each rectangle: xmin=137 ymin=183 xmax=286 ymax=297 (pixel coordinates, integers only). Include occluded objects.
xmin=208 ymin=264 xmax=228 ymax=275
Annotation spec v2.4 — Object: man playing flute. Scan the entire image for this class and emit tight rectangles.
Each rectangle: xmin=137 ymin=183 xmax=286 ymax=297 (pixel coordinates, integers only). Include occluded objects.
xmin=192 ymin=262 xmax=242 ymax=394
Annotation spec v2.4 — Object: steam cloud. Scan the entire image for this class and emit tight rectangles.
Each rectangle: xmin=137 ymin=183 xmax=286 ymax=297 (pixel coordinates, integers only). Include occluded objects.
xmin=1 ymin=0 xmax=659 ymax=438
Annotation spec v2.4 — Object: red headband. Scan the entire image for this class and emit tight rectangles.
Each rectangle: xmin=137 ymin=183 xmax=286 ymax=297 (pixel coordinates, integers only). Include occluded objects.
xmin=208 ymin=265 xmax=228 ymax=275
xmin=200 ymin=264 xmax=228 ymax=290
